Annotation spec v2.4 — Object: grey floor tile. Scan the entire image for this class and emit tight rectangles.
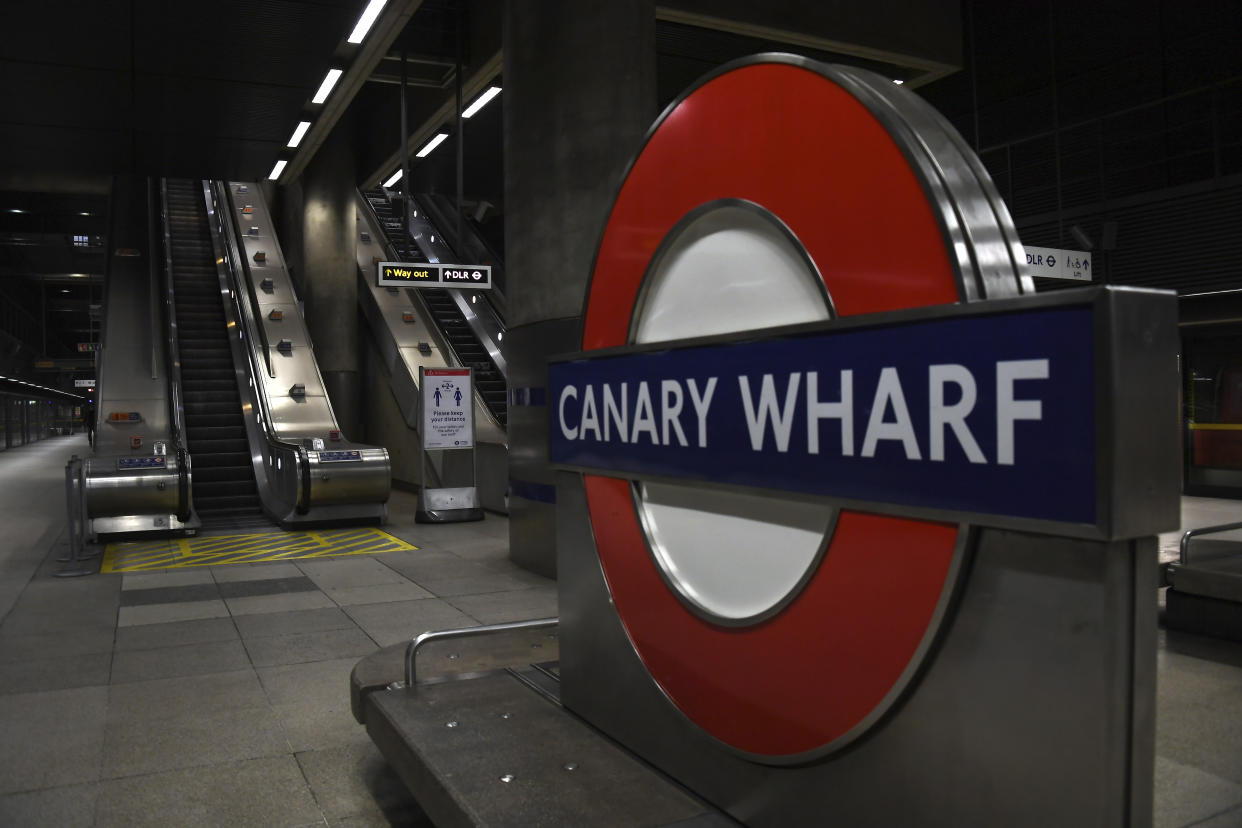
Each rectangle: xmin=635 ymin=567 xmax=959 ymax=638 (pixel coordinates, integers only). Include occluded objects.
xmin=1155 ymin=756 xmax=1242 ymax=828
xmin=343 ymin=598 xmax=478 ymax=647
xmin=257 ymin=657 xmax=359 ymax=708
xmin=0 ymin=685 xmax=107 ymax=794
xmin=242 ymin=627 xmax=378 ymax=668
xmin=117 ymin=598 xmax=230 ymax=627
xmin=102 ymin=704 xmax=290 ymax=779
xmin=233 ymin=606 xmax=359 ymax=639
xmin=447 ymin=539 xmax=511 ymax=562
xmin=274 ymin=699 xmax=372 ymax=753
xmin=296 ymin=741 xmax=427 ymax=823
xmin=225 ymin=590 xmax=336 ymax=616
xmin=109 ymin=639 xmax=251 ymax=684
xmin=299 ymin=557 xmax=412 ymax=589
xmin=93 ymin=755 xmax=322 ymax=828
xmin=412 ymin=571 xmax=538 ymax=597
xmin=326 ymin=581 xmax=433 ymax=606
xmin=107 ymin=669 xmax=266 ymax=723
xmin=0 ymin=782 xmax=98 ymax=828
xmin=217 ymin=575 xmax=320 ymax=599
xmin=113 ymin=616 xmax=239 ymax=651
xmin=0 ymin=627 xmax=115 ymax=663
xmin=211 ymin=562 xmax=306 ymax=583
xmin=375 ymin=549 xmax=473 ymax=582
xmin=0 ymin=650 xmax=111 ymax=695
xmin=446 ymin=587 xmax=559 ymax=625
xmin=121 ymin=569 xmax=214 ymax=591
xmin=1193 ymin=803 xmax=1242 ymax=827
xmin=118 ymin=582 xmax=221 ymax=606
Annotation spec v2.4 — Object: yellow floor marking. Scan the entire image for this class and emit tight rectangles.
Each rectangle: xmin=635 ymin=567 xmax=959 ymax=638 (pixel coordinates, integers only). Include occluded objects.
xmin=102 ymin=527 xmax=418 ymax=573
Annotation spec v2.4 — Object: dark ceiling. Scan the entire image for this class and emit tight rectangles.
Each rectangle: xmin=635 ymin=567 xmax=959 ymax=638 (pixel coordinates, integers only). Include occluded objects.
xmin=0 ymin=0 xmax=940 ymax=397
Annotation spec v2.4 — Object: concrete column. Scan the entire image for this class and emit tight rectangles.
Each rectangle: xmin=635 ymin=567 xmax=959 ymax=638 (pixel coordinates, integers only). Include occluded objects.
xmin=503 ymin=0 xmax=656 ymax=577
xmin=300 ymin=126 xmax=361 ymax=439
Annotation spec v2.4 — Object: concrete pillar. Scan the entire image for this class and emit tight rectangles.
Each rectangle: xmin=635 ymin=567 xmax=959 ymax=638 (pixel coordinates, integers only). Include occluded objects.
xmin=503 ymin=0 xmax=656 ymax=577
xmin=300 ymin=126 xmax=361 ymax=439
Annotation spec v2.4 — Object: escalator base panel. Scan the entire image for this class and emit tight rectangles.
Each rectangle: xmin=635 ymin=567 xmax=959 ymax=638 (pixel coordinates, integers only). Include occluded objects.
xmin=101 ymin=528 xmax=417 ymax=573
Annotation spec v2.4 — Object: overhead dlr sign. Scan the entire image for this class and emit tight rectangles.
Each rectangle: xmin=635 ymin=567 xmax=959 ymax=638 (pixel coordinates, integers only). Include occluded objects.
xmin=377 ymin=261 xmax=492 ymax=290
xmin=549 ymin=288 xmax=1178 ymax=539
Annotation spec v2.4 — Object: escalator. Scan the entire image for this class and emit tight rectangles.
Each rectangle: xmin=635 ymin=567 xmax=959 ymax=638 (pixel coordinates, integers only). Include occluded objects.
xmin=362 ymin=189 xmax=507 ymax=427
xmin=164 ymin=179 xmax=264 ymax=527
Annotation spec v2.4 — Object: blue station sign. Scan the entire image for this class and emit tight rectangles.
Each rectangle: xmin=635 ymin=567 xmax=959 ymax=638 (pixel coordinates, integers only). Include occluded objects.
xmin=550 ymin=289 xmax=1176 ymax=537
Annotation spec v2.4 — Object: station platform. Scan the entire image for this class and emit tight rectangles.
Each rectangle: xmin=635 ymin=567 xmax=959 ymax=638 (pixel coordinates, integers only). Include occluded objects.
xmin=0 ymin=433 xmax=1238 ymax=826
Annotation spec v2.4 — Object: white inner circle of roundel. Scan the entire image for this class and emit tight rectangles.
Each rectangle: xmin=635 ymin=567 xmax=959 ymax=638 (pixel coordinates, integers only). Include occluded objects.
xmin=631 ymin=203 xmax=836 ymax=623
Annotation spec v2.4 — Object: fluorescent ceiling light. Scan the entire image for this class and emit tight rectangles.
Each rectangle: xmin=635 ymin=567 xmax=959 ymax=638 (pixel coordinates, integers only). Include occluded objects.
xmin=383 ymin=169 xmax=403 ymax=187
xmin=8 ymin=208 xmax=23 ymax=214
xmin=312 ymin=69 xmax=343 ymax=104
xmin=269 ymin=159 xmax=288 ymax=180
xmin=462 ymin=86 xmax=501 ymax=118
xmin=287 ymin=121 xmax=311 ymax=148
xmin=347 ymin=0 xmax=388 ymax=44
xmin=416 ymin=133 xmax=449 ymax=158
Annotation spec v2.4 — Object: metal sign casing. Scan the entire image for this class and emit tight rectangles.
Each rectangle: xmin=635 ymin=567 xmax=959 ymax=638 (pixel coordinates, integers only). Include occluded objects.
xmin=1024 ymin=244 xmax=1092 ymax=280
xmin=551 ymin=55 xmax=1177 ymax=826
xmin=377 ymin=261 xmax=492 ymax=290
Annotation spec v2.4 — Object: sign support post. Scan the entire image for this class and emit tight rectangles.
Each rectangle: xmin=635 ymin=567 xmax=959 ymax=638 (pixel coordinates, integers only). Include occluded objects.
xmin=416 ymin=366 xmax=483 ymax=523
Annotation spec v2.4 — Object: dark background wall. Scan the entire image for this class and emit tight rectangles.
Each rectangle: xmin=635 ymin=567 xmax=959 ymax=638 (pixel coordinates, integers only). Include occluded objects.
xmin=920 ymin=0 xmax=1242 ymax=294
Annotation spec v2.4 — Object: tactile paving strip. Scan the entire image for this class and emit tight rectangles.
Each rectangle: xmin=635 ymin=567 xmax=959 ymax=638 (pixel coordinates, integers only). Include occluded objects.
xmin=101 ymin=527 xmax=417 ymax=573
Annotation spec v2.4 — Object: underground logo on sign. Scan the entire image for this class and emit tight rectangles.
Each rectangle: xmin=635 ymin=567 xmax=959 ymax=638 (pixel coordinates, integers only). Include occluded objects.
xmin=548 ymin=54 xmax=1067 ymax=763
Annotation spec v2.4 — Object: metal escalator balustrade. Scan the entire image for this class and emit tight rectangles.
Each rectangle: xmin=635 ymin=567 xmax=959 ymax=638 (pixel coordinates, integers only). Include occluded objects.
xmin=363 ymin=189 xmax=507 ymax=427
xmin=164 ymin=179 xmax=265 ymax=527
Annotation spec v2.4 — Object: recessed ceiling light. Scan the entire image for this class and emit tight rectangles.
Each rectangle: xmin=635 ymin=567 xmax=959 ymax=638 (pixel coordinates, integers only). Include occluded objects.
xmin=8 ymin=208 xmax=23 ymax=214
xmin=892 ymin=79 xmax=905 ymax=85
xmin=269 ymin=159 xmax=288 ymax=180
xmin=416 ymin=133 xmax=449 ymax=158
xmin=60 ymin=289 xmax=69 ymax=293
xmin=79 ymin=211 xmax=91 ymax=216
xmin=347 ymin=0 xmax=388 ymax=44
xmin=463 ymin=86 xmax=501 ymax=119
xmin=287 ymin=121 xmax=311 ymax=148
xmin=312 ymin=69 xmax=343 ymax=104
xmin=383 ymin=169 xmax=403 ymax=187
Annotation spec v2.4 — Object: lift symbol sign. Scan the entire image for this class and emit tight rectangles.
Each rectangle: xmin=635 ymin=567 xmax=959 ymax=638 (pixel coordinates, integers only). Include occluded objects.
xmin=421 ymin=367 xmax=473 ymax=449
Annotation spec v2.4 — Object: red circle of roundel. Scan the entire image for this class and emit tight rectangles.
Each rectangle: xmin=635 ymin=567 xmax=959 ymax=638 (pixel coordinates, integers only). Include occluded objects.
xmin=582 ymin=60 xmax=963 ymax=759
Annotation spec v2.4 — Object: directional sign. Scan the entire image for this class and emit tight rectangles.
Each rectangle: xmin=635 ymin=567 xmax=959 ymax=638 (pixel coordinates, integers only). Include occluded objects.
xmin=377 ymin=261 xmax=492 ymax=290
xmin=421 ymin=367 xmax=474 ymax=449
xmin=74 ymin=379 xmax=96 ymax=388
xmin=1024 ymin=245 xmax=1092 ymax=281
xmin=76 ymin=342 xmax=99 ymax=352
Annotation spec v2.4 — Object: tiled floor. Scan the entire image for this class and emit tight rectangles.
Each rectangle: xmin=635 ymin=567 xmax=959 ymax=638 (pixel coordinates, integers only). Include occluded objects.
xmin=0 ymin=436 xmax=553 ymax=826
xmin=1 ymin=435 xmax=1241 ymax=826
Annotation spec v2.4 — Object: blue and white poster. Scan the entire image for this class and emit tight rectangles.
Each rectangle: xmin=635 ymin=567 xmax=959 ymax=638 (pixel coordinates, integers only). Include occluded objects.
xmin=422 ymin=367 xmax=474 ymax=449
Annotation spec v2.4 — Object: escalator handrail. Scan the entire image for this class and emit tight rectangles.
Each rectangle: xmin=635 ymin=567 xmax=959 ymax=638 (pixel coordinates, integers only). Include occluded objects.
xmin=411 ymin=192 xmax=507 ymax=318
xmin=205 ymin=180 xmax=311 ymax=513
xmin=356 ymin=190 xmax=505 ymax=431
xmin=157 ymin=178 xmax=193 ymax=521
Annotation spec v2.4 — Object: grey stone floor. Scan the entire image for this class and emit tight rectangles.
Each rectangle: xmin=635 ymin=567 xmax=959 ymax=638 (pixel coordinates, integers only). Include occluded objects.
xmin=0 ymin=435 xmax=553 ymax=827
xmin=0 ymin=435 xmax=1240 ymax=826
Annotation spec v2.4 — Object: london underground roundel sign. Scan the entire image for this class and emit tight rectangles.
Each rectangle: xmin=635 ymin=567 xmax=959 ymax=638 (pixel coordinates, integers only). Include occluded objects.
xmin=554 ymin=56 xmax=1030 ymax=762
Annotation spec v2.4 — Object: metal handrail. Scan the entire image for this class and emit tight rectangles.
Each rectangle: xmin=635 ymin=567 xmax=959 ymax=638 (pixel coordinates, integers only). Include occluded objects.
xmin=1179 ymin=521 xmax=1242 ymax=565
xmin=204 ymin=180 xmax=311 ymax=513
xmin=157 ymin=178 xmax=194 ymax=522
xmin=413 ymin=192 xmax=508 ymax=318
xmin=215 ymin=185 xmax=276 ymax=381
xmin=404 ymin=617 xmax=558 ymax=686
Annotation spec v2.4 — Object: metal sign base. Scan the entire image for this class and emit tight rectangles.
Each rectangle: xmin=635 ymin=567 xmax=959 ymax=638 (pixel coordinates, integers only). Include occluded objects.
xmin=416 ymin=486 xmax=484 ymax=523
